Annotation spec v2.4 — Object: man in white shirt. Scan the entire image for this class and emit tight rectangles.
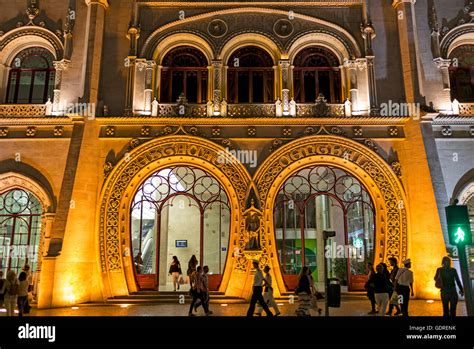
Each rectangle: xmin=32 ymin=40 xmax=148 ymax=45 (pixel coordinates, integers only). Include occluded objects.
xmin=256 ymin=265 xmax=280 ymax=316
xmin=246 ymin=260 xmax=274 ymax=316
xmin=394 ymin=258 xmax=414 ymax=317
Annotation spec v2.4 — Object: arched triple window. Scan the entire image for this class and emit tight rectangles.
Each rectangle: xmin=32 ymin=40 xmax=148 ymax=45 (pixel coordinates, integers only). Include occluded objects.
xmin=130 ymin=166 xmax=230 ymax=290
xmin=227 ymin=46 xmax=274 ymax=103
xmin=274 ymin=165 xmax=375 ymax=291
xmin=0 ymin=189 xmax=42 ymax=274
xmin=293 ymin=47 xmax=342 ymax=103
xmin=159 ymin=47 xmax=208 ymax=103
xmin=6 ymin=47 xmax=56 ymax=104
xmin=449 ymin=45 xmax=474 ymax=102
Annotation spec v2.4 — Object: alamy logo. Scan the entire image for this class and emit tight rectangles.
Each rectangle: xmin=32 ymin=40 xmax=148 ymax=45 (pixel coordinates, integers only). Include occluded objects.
xmin=216 ymin=148 xmax=258 ymax=168
xmin=380 ymin=100 xmax=420 ymax=120
xmin=325 ymin=242 xmax=365 ymax=262
xmin=18 ymin=324 xmax=56 ymax=343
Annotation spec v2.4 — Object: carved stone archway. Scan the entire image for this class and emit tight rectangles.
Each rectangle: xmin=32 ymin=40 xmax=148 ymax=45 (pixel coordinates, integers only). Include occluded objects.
xmin=253 ymin=135 xmax=409 ymax=294
xmin=98 ymin=135 xmax=251 ymax=298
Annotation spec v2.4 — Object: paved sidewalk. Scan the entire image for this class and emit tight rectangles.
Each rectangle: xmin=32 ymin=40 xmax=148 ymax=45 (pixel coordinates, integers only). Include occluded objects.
xmin=1 ymin=299 xmax=466 ymax=317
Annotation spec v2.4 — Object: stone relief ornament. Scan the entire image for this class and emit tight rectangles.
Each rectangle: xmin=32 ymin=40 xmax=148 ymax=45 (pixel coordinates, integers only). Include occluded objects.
xmin=273 ymin=19 xmax=294 ymax=38
xmin=207 ymin=19 xmax=228 ymax=38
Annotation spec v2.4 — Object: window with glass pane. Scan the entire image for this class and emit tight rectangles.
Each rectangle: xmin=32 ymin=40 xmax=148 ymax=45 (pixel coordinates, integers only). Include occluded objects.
xmin=131 ymin=166 xmax=230 ymax=290
xmin=274 ymin=165 xmax=375 ymax=290
xmin=6 ymin=47 xmax=55 ymax=104
xmin=449 ymin=45 xmax=474 ymax=103
xmin=0 ymin=189 xmax=42 ymax=274
xmin=159 ymin=47 xmax=208 ymax=103
xmin=293 ymin=47 xmax=342 ymax=103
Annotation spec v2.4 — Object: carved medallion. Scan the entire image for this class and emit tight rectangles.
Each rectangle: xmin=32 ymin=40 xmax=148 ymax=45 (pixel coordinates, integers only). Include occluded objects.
xmin=273 ymin=19 xmax=294 ymax=38
xmin=208 ymin=19 xmax=228 ymax=38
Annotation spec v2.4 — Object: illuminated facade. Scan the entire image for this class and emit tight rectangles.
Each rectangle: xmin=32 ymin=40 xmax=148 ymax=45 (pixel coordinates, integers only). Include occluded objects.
xmin=0 ymin=0 xmax=472 ymax=309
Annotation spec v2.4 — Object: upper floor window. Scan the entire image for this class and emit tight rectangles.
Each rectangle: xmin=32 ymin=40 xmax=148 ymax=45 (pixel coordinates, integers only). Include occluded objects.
xmin=449 ymin=45 xmax=474 ymax=103
xmin=6 ymin=47 xmax=55 ymax=104
xmin=227 ymin=46 xmax=274 ymax=103
xmin=160 ymin=46 xmax=208 ymax=103
xmin=293 ymin=47 xmax=341 ymax=104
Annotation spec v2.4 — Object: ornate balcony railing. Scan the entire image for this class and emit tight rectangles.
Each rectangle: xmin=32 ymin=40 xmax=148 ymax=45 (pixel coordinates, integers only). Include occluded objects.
xmin=459 ymin=103 xmax=474 ymax=116
xmin=227 ymin=104 xmax=276 ymax=118
xmin=297 ymin=103 xmax=345 ymax=117
xmin=0 ymin=104 xmax=47 ymax=117
xmin=157 ymin=103 xmax=207 ymax=117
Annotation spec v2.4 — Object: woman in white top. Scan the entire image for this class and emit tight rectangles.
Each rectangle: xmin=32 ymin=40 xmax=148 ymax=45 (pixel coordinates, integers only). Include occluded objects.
xmin=1 ymin=270 xmax=19 ymax=316
xmin=256 ymin=266 xmax=281 ymax=316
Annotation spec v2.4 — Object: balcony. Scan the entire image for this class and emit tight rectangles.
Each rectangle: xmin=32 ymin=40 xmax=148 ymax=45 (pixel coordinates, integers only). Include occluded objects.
xmin=459 ymin=103 xmax=474 ymax=116
xmin=0 ymin=104 xmax=47 ymax=117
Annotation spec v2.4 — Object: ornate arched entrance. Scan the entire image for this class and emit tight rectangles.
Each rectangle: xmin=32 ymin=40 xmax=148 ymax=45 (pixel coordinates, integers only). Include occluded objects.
xmin=254 ymin=135 xmax=409 ymax=294
xmin=98 ymin=135 xmax=251 ymax=298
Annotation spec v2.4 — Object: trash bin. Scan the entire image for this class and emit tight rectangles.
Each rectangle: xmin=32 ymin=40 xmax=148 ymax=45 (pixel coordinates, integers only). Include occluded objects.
xmin=327 ymin=278 xmax=341 ymax=307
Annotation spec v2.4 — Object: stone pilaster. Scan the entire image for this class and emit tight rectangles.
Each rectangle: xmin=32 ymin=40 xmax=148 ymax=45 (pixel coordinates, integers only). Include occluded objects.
xmin=144 ymin=60 xmax=156 ymax=114
xmin=52 ymin=60 xmax=70 ymax=114
xmin=279 ymin=59 xmax=291 ymax=115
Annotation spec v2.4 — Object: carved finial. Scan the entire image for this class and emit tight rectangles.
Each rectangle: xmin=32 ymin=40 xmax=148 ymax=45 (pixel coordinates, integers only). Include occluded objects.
xmin=430 ymin=3 xmax=439 ymax=32
xmin=26 ymin=0 xmax=40 ymax=25
xmin=250 ymin=198 xmax=255 ymax=207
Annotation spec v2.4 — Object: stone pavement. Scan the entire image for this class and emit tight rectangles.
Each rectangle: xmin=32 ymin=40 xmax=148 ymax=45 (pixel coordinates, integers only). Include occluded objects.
xmin=1 ymin=299 xmax=466 ymax=317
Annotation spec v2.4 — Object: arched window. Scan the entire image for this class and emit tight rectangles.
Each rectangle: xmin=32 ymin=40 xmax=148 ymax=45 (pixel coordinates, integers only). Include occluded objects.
xmin=449 ymin=45 xmax=474 ymax=102
xmin=160 ymin=47 xmax=208 ymax=103
xmin=0 ymin=189 xmax=42 ymax=274
xmin=293 ymin=47 xmax=342 ymax=103
xmin=6 ymin=47 xmax=55 ymax=104
xmin=130 ymin=166 xmax=230 ymax=290
xmin=274 ymin=165 xmax=375 ymax=291
xmin=227 ymin=46 xmax=274 ymax=103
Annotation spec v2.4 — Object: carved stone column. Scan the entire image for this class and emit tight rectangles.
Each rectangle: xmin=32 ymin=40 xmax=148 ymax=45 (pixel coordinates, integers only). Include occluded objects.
xmin=144 ymin=60 xmax=155 ymax=114
xmin=125 ymin=24 xmax=140 ymax=115
xmin=52 ymin=60 xmax=70 ymax=114
xmin=361 ymin=21 xmax=378 ymax=111
xmin=344 ymin=59 xmax=359 ymax=112
xmin=212 ymin=60 xmax=222 ymax=115
xmin=434 ymin=58 xmax=452 ymax=91
xmin=279 ymin=59 xmax=291 ymax=115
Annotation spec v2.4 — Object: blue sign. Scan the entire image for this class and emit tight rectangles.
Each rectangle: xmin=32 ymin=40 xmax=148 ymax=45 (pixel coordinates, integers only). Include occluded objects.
xmin=175 ymin=240 xmax=187 ymax=248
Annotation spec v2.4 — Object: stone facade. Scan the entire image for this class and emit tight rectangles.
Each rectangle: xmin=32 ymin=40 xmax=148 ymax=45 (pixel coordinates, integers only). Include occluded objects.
xmin=0 ymin=0 xmax=471 ymax=308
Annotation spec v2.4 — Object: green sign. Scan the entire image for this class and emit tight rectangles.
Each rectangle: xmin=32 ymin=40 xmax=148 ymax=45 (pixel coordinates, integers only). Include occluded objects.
xmin=445 ymin=205 xmax=472 ymax=245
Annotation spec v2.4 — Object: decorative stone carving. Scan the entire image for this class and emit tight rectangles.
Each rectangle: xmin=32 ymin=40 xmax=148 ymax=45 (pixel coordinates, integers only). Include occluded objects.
xmin=314 ymin=94 xmax=330 ymax=117
xmin=282 ymin=127 xmax=292 ymax=137
xmin=207 ymin=19 xmax=228 ymax=38
xmin=105 ymin=126 xmax=115 ymax=137
xmin=103 ymin=162 xmax=113 ymax=178
xmin=353 ymin=126 xmax=363 ymax=137
xmin=391 ymin=161 xmax=402 ymax=178
xmin=211 ymin=127 xmax=221 ymax=137
xmin=0 ymin=127 xmax=9 ymax=137
xmin=388 ymin=126 xmax=399 ymax=137
xmin=273 ymin=19 xmax=294 ymax=38
xmin=140 ymin=126 xmax=151 ymax=137
xmin=53 ymin=126 xmax=63 ymax=137
xmin=26 ymin=126 xmax=36 ymax=137
xmin=247 ymin=127 xmax=257 ymax=137
xmin=441 ymin=126 xmax=453 ymax=137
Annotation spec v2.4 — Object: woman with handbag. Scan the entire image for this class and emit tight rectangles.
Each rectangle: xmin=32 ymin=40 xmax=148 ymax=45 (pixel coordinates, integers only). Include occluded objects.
xmin=387 ymin=257 xmax=402 ymax=316
xmin=434 ymin=256 xmax=464 ymax=317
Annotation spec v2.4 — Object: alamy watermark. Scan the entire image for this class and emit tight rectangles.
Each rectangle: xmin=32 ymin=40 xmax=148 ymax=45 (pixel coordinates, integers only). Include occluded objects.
xmin=325 ymin=241 xmax=364 ymax=262
xmin=0 ymin=245 xmax=38 ymax=262
xmin=380 ymin=100 xmax=420 ymax=120
xmin=217 ymin=148 xmax=258 ymax=168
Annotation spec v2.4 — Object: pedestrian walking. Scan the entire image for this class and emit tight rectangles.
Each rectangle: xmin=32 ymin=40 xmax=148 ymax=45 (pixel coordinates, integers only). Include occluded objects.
xmin=256 ymin=266 xmax=280 ymax=316
xmin=394 ymin=258 xmax=414 ymax=317
xmin=386 ymin=257 xmax=402 ymax=316
xmin=372 ymin=264 xmax=391 ymax=317
xmin=1 ymin=270 xmax=19 ymax=316
xmin=188 ymin=266 xmax=202 ymax=316
xmin=17 ymin=272 xmax=29 ymax=317
xmin=168 ymin=256 xmax=182 ymax=291
xmin=187 ymin=255 xmax=198 ymax=283
xmin=434 ymin=256 xmax=464 ymax=317
xmin=295 ymin=266 xmax=312 ymax=316
xmin=365 ymin=262 xmax=377 ymax=314
xmin=195 ymin=265 xmax=212 ymax=315
xmin=308 ymin=268 xmax=322 ymax=316
xmin=246 ymin=260 xmax=273 ymax=317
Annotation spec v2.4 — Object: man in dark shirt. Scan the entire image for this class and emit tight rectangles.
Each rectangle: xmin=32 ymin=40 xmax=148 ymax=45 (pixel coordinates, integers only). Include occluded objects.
xmin=434 ymin=256 xmax=464 ymax=317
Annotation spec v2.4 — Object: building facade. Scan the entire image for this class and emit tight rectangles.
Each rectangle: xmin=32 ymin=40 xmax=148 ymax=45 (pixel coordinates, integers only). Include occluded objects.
xmin=0 ymin=0 xmax=472 ymax=309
